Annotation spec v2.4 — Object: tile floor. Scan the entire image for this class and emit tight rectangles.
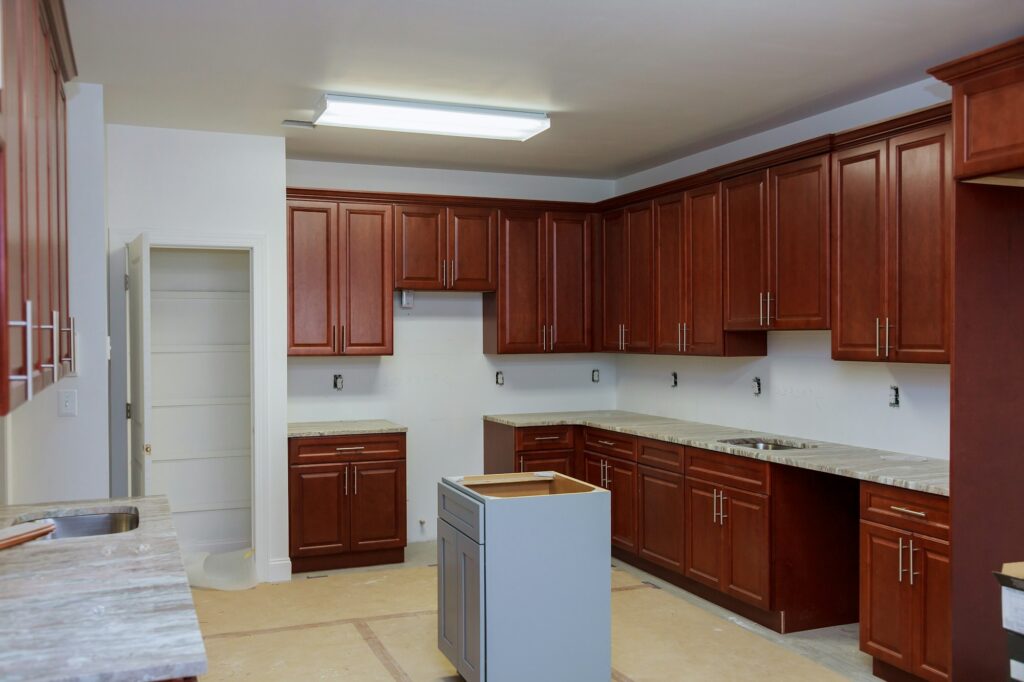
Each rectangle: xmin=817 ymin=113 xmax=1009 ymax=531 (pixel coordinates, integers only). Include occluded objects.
xmin=191 ymin=541 xmax=873 ymax=681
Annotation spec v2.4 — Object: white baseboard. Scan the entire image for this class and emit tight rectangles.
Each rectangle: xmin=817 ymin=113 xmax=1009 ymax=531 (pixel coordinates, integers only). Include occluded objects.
xmin=265 ymin=557 xmax=293 ymax=583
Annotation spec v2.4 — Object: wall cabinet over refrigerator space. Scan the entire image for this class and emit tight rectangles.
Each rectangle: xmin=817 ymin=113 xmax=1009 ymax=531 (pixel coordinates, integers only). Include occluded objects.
xmin=287 ymin=200 xmax=394 ymax=356
xmin=394 ymin=204 xmax=497 ymax=291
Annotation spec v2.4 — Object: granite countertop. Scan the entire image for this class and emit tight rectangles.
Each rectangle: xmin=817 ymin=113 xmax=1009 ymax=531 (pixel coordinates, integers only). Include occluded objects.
xmin=484 ymin=410 xmax=949 ymax=496
xmin=0 ymin=496 xmax=207 ymax=682
xmin=288 ymin=419 xmax=408 ymax=437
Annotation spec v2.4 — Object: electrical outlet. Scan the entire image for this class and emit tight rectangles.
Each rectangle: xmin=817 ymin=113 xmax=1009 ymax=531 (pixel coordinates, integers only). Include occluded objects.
xmin=58 ymin=389 xmax=78 ymax=417
xmin=671 ymin=371 xmax=678 ymax=388
xmin=592 ymin=369 xmax=600 ymax=383
xmin=889 ymin=385 xmax=900 ymax=408
xmin=752 ymin=376 xmax=762 ymax=397
xmin=333 ymin=374 xmax=344 ymax=391
xmin=495 ymin=371 xmax=504 ymax=386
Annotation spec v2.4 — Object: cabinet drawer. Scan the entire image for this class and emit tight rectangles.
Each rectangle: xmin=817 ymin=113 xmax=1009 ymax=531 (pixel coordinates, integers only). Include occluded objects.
xmin=515 ymin=425 xmax=575 ymax=452
xmin=438 ymin=482 xmax=484 ymax=544
xmin=583 ymin=427 xmax=636 ymax=460
xmin=684 ymin=447 xmax=770 ymax=494
xmin=638 ymin=437 xmax=684 ymax=473
xmin=860 ymin=482 xmax=949 ymax=540
xmin=289 ymin=434 xmax=405 ymax=465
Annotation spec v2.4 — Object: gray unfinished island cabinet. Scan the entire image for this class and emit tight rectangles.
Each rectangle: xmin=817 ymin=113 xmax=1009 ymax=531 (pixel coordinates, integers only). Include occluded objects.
xmin=437 ymin=472 xmax=611 ymax=682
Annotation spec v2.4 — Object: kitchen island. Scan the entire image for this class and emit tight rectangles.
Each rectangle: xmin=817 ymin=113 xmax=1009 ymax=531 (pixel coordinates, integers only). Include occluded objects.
xmin=0 ymin=495 xmax=206 ymax=682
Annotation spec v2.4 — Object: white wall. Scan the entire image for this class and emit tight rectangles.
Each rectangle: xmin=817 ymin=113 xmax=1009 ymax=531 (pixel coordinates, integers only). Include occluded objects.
xmin=106 ymin=124 xmax=288 ymax=581
xmin=289 ymin=295 xmax=617 ymax=543
xmin=616 ymin=333 xmax=949 ymax=458
xmin=7 ymin=83 xmax=111 ymax=504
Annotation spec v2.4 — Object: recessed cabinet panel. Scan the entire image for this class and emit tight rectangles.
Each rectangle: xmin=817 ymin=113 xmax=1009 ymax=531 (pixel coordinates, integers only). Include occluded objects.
xmin=625 ymin=202 xmax=655 ymax=353
xmin=638 ymin=465 xmax=684 ymax=572
xmin=599 ymin=210 xmax=627 ymax=351
xmin=394 ymin=204 xmax=446 ymax=290
xmin=547 ymin=212 xmax=591 ymax=352
xmin=339 ymin=203 xmax=394 ymax=355
xmin=860 ymin=521 xmax=914 ymax=670
xmin=723 ymin=171 xmax=769 ymax=331
xmin=684 ymin=184 xmax=725 ymax=356
xmin=448 ymin=206 xmax=498 ymax=291
xmin=495 ymin=210 xmax=546 ymax=353
xmin=287 ymin=201 xmax=337 ymax=355
xmin=684 ymin=477 xmax=725 ymax=590
xmin=654 ymin=194 xmax=685 ymax=354
xmin=289 ymin=463 xmax=350 ymax=557
xmin=350 ymin=460 xmax=406 ymax=552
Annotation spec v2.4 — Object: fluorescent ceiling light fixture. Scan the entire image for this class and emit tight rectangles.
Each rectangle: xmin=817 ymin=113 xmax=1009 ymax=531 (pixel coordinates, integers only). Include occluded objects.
xmin=313 ymin=94 xmax=550 ymax=141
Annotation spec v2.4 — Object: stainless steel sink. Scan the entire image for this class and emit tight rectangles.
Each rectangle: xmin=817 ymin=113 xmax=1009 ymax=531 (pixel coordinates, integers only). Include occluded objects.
xmin=14 ymin=507 xmax=139 ymax=540
xmin=719 ymin=437 xmax=814 ymax=451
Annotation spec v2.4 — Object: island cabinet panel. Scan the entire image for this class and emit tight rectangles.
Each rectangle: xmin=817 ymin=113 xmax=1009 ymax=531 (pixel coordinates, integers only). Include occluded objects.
xmin=722 ymin=170 xmax=769 ymax=330
xmin=637 ymin=465 xmax=684 ymax=572
xmin=289 ymin=433 xmax=406 ymax=572
xmin=394 ymin=204 xmax=446 ymax=290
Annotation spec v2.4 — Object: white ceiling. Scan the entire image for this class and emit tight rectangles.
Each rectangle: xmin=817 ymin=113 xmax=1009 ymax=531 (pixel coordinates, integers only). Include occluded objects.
xmin=67 ymin=0 xmax=1024 ymax=178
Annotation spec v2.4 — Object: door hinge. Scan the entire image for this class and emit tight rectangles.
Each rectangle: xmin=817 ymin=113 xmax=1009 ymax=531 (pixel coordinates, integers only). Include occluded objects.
xmin=126 ymin=402 xmax=132 ymax=419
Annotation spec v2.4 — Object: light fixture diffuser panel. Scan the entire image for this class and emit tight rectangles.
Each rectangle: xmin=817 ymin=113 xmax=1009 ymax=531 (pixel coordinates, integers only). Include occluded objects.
xmin=313 ymin=94 xmax=550 ymax=141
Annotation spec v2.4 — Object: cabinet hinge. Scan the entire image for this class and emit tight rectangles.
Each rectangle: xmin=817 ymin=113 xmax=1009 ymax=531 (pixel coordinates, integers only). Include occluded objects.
xmin=126 ymin=402 xmax=132 ymax=419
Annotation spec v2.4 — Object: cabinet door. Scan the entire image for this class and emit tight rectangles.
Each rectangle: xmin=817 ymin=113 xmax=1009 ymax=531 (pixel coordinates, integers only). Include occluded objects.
xmin=684 ymin=184 xmax=725 ymax=356
xmin=860 ymin=521 xmax=914 ymax=670
xmin=598 ymin=209 xmax=626 ymax=351
xmin=768 ymin=155 xmax=830 ymax=330
xmin=583 ymin=452 xmax=606 ymax=489
xmin=684 ymin=478 xmax=725 ymax=589
xmin=832 ymin=142 xmax=888 ymax=361
xmin=887 ymin=125 xmax=952 ymax=364
xmin=625 ymin=201 xmax=655 ymax=352
xmin=638 ymin=465 xmax=684 ymax=573
xmin=437 ymin=519 xmax=460 ymax=664
xmin=287 ymin=201 xmax=338 ymax=355
xmin=455 ymin=531 xmax=485 ymax=682
xmin=495 ymin=209 xmax=546 ymax=353
xmin=289 ymin=463 xmax=350 ymax=557
xmin=608 ymin=456 xmax=638 ymax=554
xmin=546 ymin=212 xmax=591 ymax=352
xmin=394 ymin=204 xmax=446 ymax=290
xmin=2 ymin=2 xmax=24 ymax=413
xmin=516 ymin=450 xmax=574 ymax=476
xmin=654 ymin=194 xmax=685 ymax=354
xmin=448 ymin=206 xmax=498 ymax=291
xmin=722 ymin=486 xmax=770 ymax=609
xmin=722 ymin=171 xmax=769 ymax=330
xmin=350 ymin=460 xmax=406 ymax=552
xmin=339 ymin=203 xmax=393 ymax=355
xmin=912 ymin=534 xmax=951 ymax=681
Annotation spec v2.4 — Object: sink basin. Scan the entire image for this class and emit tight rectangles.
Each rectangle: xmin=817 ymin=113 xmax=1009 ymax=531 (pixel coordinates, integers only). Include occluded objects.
xmin=719 ymin=437 xmax=815 ymax=451
xmin=14 ymin=507 xmax=139 ymax=540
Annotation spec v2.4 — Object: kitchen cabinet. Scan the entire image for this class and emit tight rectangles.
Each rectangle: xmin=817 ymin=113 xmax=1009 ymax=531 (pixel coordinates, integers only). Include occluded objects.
xmin=598 ymin=201 xmax=654 ymax=353
xmin=859 ymin=483 xmax=950 ymax=681
xmin=683 ymin=477 xmax=725 ymax=590
xmin=583 ymin=452 xmax=637 ymax=554
xmin=287 ymin=200 xmax=394 ymax=356
xmin=288 ymin=433 xmax=406 ymax=572
xmin=637 ymin=464 xmax=684 ymax=572
xmin=723 ymin=171 xmax=769 ymax=330
xmin=654 ymin=184 xmax=766 ymax=356
xmin=483 ymin=210 xmax=591 ymax=354
xmin=832 ymin=123 xmax=952 ymax=363
xmin=514 ymin=450 xmax=573 ymax=475
xmin=394 ymin=204 xmax=497 ymax=291
xmin=483 ymin=422 xmax=577 ymax=476
xmin=1 ymin=0 xmax=76 ymax=416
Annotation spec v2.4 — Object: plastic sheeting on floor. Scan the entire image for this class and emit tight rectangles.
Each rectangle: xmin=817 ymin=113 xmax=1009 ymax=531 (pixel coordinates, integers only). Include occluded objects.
xmin=184 ymin=547 xmax=258 ymax=591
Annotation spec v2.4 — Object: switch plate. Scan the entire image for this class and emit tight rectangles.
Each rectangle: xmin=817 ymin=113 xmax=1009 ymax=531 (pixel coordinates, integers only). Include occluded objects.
xmin=591 ymin=369 xmax=600 ymax=383
xmin=58 ymin=389 xmax=78 ymax=417
xmin=495 ymin=371 xmax=504 ymax=386
xmin=333 ymin=374 xmax=344 ymax=391
xmin=400 ymin=290 xmax=414 ymax=309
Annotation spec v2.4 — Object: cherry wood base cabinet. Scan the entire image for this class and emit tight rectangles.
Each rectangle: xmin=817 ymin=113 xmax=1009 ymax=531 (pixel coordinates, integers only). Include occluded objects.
xmin=859 ymin=482 xmax=950 ymax=682
xmin=0 ymin=0 xmax=77 ymax=416
xmin=483 ymin=421 xmax=578 ymax=477
xmin=288 ymin=433 xmax=406 ymax=572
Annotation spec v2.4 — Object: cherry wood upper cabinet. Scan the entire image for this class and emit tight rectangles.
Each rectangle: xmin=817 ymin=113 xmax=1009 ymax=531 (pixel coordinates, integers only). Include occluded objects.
xmin=625 ymin=202 xmax=655 ymax=353
xmin=288 ymin=201 xmax=338 ymax=355
xmin=598 ymin=209 xmax=627 ymax=352
xmin=722 ymin=171 xmax=769 ymax=330
xmin=768 ymin=155 xmax=830 ymax=329
xmin=394 ymin=204 xmax=446 ymax=290
xmin=546 ymin=212 xmax=592 ymax=352
xmin=339 ymin=203 xmax=394 ymax=355
xmin=832 ymin=123 xmax=951 ymax=364
xmin=654 ymin=194 xmax=685 ymax=354
xmin=483 ymin=209 xmax=546 ymax=354
xmin=448 ymin=206 xmax=498 ymax=291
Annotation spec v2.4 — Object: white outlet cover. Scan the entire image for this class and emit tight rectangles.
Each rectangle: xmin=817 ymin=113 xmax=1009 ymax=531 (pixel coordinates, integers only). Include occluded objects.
xmin=58 ymin=389 xmax=78 ymax=417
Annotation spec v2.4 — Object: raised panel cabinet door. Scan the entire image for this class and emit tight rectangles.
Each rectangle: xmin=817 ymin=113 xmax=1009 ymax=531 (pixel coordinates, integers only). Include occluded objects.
xmin=583 ymin=453 xmax=606 ymax=489
xmin=722 ymin=170 xmax=769 ymax=330
xmin=448 ymin=206 xmax=498 ymax=291
xmin=684 ymin=184 xmax=725 ymax=356
xmin=289 ymin=463 xmax=350 ymax=557
xmin=912 ymin=534 xmax=951 ymax=681
xmin=339 ymin=203 xmax=394 ymax=355
xmin=608 ymin=456 xmax=638 ymax=554
xmin=638 ymin=465 xmax=684 ymax=573
xmin=625 ymin=201 xmax=655 ymax=352
xmin=287 ymin=201 xmax=338 ymax=355
xmin=455 ymin=531 xmax=485 ymax=682
xmin=721 ymin=486 xmax=770 ymax=609
xmin=394 ymin=204 xmax=446 ymax=290
xmin=832 ymin=142 xmax=888 ymax=361
xmin=860 ymin=521 xmax=914 ymax=671
xmin=516 ymin=450 xmax=574 ymax=476
xmin=887 ymin=124 xmax=953 ymax=364
xmin=496 ymin=209 xmax=546 ymax=353
xmin=684 ymin=478 xmax=725 ymax=590
xmin=349 ymin=460 xmax=406 ymax=552
xmin=654 ymin=194 xmax=685 ymax=354
xmin=437 ymin=519 xmax=460 ymax=664
xmin=599 ymin=209 xmax=627 ymax=351
xmin=546 ymin=211 xmax=591 ymax=352
xmin=768 ymin=155 xmax=830 ymax=329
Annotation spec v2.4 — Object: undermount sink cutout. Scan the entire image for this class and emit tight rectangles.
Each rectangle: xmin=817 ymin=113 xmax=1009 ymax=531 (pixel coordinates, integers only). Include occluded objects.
xmin=719 ymin=437 xmax=816 ymax=451
xmin=14 ymin=507 xmax=140 ymax=540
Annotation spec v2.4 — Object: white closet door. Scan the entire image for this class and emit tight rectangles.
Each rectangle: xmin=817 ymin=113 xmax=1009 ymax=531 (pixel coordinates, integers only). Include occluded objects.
xmin=127 ymin=234 xmax=152 ymax=497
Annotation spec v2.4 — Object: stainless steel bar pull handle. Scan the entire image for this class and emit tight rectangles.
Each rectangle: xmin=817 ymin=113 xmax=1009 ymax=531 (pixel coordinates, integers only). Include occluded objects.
xmin=909 ymin=539 xmax=919 ymax=585
xmin=682 ymin=323 xmax=688 ymax=352
xmin=8 ymin=300 xmax=34 ymax=400
xmin=442 ymin=259 xmax=447 ymax=288
xmin=344 ymin=467 xmax=349 ymax=495
xmin=898 ymin=537 xmax=904 ymax=582
xmin=890 ymin=505 xmax=926 ymax=518
xmin=40 ymin=310 xmax=60 ymax=375
xmin=353 ymin=466 xmax=358 ymax=495
xmin=335 ymin=445 xmax=365 ymax=451
xmin=719 ymin=492 xmax=728 ymax=524
xmin=597 ymin=440 xmax=617 ymax=447
xmin=533 ymin=436 xmax=561 ymax=441
xmin=677 ymin=322 xmax=682 ymax=352
xmin=712 ymin=489 xmax=718 ymax=523
xmin=542 ymin=325 xmax=547 ymax=352
xmin=519 ymin=455 xmax=524 ymax=471
xmin=332 ymin=325 xmax=337 ymax=352
xmin=61 ymin=315 xmax=77 ymax=375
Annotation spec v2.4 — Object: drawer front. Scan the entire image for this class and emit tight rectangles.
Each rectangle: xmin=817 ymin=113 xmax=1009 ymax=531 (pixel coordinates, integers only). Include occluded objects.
xmin=438 ymin=483 xmax=484 ymax=544
xmin=684 ymin=447 xmax=770 ymax=495
xmin=583 ymin=427 xmax=637 ymax=460
xmin=860 ymin=482 xmax=949 ymax=539
xmin=515 ymin=425 xmax=575 ymax=452
xmin=289 ymin=434 xmax=405 ymax=465
xmin=637 ymin=437 xmax=684 ymax=473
